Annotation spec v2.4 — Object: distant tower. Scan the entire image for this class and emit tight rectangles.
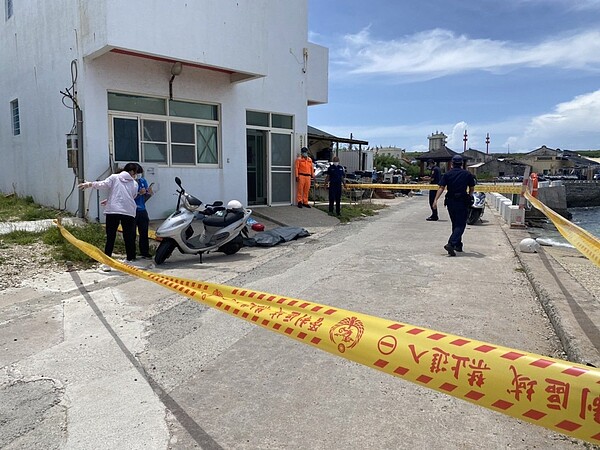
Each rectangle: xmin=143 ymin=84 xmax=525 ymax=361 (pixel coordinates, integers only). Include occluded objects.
xmin=485 ymin=133 xmax=490 ymax=154
xmin=428 ymin=131 xmax=448 ymax=151
xmin=463 ymin=130 xmax=468 ymax=152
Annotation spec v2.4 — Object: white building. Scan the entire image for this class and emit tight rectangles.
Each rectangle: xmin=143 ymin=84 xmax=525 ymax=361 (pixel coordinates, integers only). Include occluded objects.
xmin=1 ymin=0 xmax=328 ymax=220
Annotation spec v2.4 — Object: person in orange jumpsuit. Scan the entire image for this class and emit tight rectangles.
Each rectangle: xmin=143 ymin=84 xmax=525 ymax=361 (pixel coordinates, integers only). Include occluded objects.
xmin=294 ymin=147 xmax=314 ymax=208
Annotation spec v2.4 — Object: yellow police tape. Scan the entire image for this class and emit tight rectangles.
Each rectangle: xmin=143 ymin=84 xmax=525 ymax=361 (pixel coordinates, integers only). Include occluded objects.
xmin=346 ymin=183 xmax=523 ymax=194
xmin=523 ymin=191 xmax=600 ymax=269
xmin=54 ymin=220 xmax=600 ymax=443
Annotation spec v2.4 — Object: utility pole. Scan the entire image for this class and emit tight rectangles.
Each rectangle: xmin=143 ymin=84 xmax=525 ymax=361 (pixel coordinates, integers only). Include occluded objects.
xmin=485 ymin=133 xmax=490 ymax=155
xmin=463 ymin=130 xmax=468 ymax=152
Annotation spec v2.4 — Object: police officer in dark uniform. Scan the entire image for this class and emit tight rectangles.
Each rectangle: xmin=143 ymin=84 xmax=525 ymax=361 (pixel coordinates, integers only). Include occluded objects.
xmin=432 ymin=155 xmax=475 ymax=256
xmin=325 ymin=156 xmax=346 ymax=215
xmin=425 ymin=159 xmax=441 ymax=221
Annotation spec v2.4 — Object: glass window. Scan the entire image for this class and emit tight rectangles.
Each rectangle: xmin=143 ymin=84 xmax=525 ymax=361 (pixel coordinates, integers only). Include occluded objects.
xmin=171 ymin=122 xmax=195 ymax=165
xmin=113 ymin=117 xmax=138 ymax=161
xmin=169 ymin=100 xmax=218 ymax=121
xmin=271 ymin=172 xmax=291 ymax=203
xmin=10 ymin=99 xmax=19 ymax=135
xmin=246 ymin=111 xmax=269 ymax=127
xmin=109 ymin=93 xmax=220 ymax=166
xmin=6 ymin=0 xmax=13 ymax=19
xmin=171 ymin=122 xmax=195 ymax=144
xmin=108 ymin=92 xmax=166 ymax=115
xmin=271 ymin=133 xmax=292 ymax=166
xmin=141 ymin=120 xmax=167 ymax=163
xmin=197 ymin=125 xmax=218 ymax=164
xmin=272 ymin=114 xmax=293 ymax=130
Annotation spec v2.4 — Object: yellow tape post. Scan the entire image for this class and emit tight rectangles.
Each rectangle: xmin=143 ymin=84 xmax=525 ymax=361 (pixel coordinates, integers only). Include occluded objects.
xmin=349 ymin=183 xmax=523 ymax=194
xmin=524 ymin=191 xmax=600 ymax=269
xmin=54 ymin=221 xmax=600 ymax=443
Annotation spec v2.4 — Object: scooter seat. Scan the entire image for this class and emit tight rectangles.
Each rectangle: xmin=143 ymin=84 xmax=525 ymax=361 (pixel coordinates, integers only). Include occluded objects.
xmin=203 ymin=210 xmax=245 ymax=228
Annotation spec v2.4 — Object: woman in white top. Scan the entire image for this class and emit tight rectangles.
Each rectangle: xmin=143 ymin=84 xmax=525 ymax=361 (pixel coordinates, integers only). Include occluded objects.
xmin=78 ymin=162 xmax=139 ymax=269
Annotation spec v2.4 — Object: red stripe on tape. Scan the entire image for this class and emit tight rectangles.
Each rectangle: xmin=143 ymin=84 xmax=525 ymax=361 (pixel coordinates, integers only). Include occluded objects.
xmin=530 ymin=359 xmax=554 ymax=368
xmin=427 ymin=333 xmax=446 ymax=341
xmin=407 ymin=328 xmax=425 ymax=335
xmin=523 ymin=409 xmax=547 ymax=420
xmin=501 ymin=352 xmax=525 ymax=361
xmin=465 ymin=391 xmax=484 ymax=401
xmin=562 ymin=367 xmax=588 ymax=377
xmin=556 ymin=420 xmax=581 ymax=432
xmin=374 ymin=359 xmax=388 ymax=368
xmin=394 ymin=366 xmax=409 ymax=376
xmin=492 ymin=400 xmax=514 ymax=410
xmin=440 ymin=383 xmax=458 ymax=392
xmin=450 ymin=339 xmax=470 ymax=346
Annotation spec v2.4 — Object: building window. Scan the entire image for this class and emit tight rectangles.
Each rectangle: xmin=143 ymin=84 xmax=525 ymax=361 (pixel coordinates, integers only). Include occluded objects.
xmin=246 ymin=110 xmax=293 ymax=130
xmin=10 ymin=99 xmax=20 ymax=135
xmin=5 ymin=0 xmax=12 ymax=20
xmin=108 ymin=92 xmax=220 ymax=166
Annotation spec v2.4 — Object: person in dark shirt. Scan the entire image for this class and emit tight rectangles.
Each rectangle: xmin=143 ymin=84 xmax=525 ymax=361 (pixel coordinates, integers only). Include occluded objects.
xmin=425 ymin=159 xmax=441 ymax=221
xmin=432 ymin=155 xmax=475 ymax=256
xmin=325 ymin=156 xmax=346 ymax=216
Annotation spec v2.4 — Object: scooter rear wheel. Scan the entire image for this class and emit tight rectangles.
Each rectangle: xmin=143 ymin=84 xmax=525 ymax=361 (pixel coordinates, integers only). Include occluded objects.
xmin=218 ymin=233 xmax=243 ymax=255
xmin=154 ymin=239 xmax=177 ymax=265
xmin=467 ymin=209 xmax=482 ymax=225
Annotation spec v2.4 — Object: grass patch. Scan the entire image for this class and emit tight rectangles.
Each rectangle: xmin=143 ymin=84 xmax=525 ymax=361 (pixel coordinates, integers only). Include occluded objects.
xmin=43 ymin=223 xmax=127 ymax=264
xmin=0 ymin=192 xmax=126 ymax=266
xmin=0 ymin=192 xmax=72 ymax=221
xmin=316 ymin=202 xmax=386 ymax=223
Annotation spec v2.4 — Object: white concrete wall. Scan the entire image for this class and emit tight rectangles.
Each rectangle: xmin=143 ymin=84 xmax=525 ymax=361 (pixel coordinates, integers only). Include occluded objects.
xmin=0 ymin=0 xmax=328 ymax=220
xmin=82 ymin=0 xmax=268 ymax=77
xmin=0 ymin=0 xmax=82 ymax=209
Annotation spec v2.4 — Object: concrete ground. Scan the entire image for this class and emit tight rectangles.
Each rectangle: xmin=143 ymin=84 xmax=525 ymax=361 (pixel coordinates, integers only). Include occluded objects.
xmin=1 ymin=193 xmax=599 ymax=449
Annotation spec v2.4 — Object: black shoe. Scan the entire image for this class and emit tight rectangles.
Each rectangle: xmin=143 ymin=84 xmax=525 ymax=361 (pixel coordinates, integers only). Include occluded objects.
xmin=303 ymin=203 xmax=311 ymax=208
xmin=426 ymin=217 xmax=438 ymax=221
xmin=297 ymin=202 xmax=303 ymax=208
xmin=455 ymin=245 xmax=463 ymax=252
xmin=444 ymin=244 xmax=456 ymax=257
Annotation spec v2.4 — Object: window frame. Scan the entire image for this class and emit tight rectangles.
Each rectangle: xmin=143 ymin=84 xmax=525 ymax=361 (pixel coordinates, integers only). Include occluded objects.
xmin=10 ymin=99 xmax=20 ymax=136
xmin=108 ymin=92 xmax=221 ymax=167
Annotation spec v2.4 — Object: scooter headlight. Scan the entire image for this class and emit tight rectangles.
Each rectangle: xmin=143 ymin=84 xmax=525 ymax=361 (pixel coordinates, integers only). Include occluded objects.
xmin=182 ymin=195 xmax=202 ymax=212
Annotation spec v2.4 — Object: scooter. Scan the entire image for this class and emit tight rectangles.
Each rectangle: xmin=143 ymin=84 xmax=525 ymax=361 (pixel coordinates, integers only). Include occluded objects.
xmin=154 ymin=177 xmax=251 ymax=264
xmin=467 ymin=191 xmax=486 ymax=225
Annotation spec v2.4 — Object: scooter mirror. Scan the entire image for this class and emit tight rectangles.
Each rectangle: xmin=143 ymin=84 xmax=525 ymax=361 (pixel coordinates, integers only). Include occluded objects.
xmin=175 ymin=177 xmax=182 ymax=186
xmin=213 ymin=201 xmax=223 ymax=207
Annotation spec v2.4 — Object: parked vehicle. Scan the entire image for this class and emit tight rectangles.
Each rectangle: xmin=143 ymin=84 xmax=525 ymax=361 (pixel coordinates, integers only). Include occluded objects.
xmin=467 ymin=191 xmax=486 ymax=225
xmin=154 ymin=177 xmax=251 ymax=264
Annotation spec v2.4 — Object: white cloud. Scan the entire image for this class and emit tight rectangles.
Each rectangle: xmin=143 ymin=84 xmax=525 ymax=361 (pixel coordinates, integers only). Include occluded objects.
xmin=330 ymin=28 xmax=600 ymax=81
xmin=507 ymin=90 xmax=600 ymax=150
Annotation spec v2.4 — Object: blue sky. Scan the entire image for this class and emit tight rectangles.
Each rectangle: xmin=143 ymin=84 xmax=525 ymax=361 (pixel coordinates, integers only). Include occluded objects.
xmin=307 ymin=0 xmax=600 ymax=153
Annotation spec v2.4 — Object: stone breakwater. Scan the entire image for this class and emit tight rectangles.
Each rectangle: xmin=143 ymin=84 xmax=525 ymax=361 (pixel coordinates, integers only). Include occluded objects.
xmin=564 ymin=180 xmax=600 ymax=207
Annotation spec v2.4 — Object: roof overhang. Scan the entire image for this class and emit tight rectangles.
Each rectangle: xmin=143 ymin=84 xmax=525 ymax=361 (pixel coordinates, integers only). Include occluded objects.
xmin=308 ymin=126 xmax=368 ymax=146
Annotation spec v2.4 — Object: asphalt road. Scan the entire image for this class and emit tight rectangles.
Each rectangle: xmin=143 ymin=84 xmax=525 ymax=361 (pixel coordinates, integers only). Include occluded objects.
xmin=0 ymin=195 xmax=595 ymax=449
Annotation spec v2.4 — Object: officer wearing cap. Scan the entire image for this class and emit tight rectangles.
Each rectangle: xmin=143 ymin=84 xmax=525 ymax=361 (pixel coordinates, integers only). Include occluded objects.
xmin=432 ymin=155 xmax=475 ymax=256
xmin=425 ymin=159 xmax=441 ymax=221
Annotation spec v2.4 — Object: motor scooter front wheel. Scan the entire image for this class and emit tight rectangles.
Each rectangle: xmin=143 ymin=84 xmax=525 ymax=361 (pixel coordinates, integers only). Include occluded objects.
xmin=154 ymin=239 xmax=177 ymax=265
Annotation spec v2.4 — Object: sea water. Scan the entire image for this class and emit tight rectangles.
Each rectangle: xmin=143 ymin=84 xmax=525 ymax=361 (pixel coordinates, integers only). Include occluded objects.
xmin=529 ymin=206 xmax=600 ymax=247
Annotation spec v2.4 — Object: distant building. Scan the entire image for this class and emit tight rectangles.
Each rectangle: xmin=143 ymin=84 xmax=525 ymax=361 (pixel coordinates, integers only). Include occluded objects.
xmin=415 ymin=132 xmax=469 ymax=174
xmin=520 ymin=146 xmax=599 ymax=179
xmin=468 ymin=159 xmax=529 ymax=179
xmin=463 ymin=148 xmax=493 ymax=164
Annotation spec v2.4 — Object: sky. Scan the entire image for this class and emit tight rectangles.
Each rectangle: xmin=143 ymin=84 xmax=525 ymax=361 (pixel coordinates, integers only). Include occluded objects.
xmin=307 ymin=0 xmax=600 ymax=153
